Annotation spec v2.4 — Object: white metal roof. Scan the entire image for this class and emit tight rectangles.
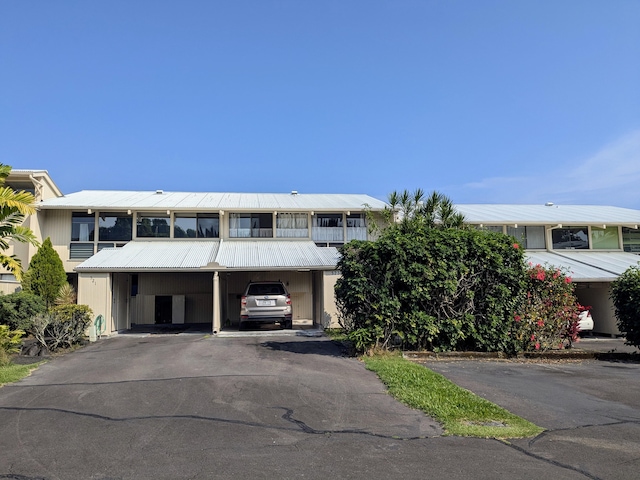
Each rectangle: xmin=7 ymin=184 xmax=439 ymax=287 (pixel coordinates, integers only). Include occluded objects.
xmin=456 ymin=204 xmax=640 ymax=226
xmin=39 ymin=190 xmax=387 ymax=211
xmin=525 ymin=251 xmax=640 ymax=282
xmin=76 ymin=240 xmax=339 ymax=272
xmin=215 ymin=241 xmax=340 ymax=269
xmin=76 ymin=241 xmax=220 ymax=271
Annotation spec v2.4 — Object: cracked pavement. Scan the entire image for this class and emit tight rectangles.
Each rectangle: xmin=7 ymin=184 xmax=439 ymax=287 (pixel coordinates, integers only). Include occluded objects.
xmin=0 ymin=335 xmax=637 ymax=479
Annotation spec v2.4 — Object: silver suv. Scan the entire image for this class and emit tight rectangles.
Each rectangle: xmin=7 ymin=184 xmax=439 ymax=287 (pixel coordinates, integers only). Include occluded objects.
xmin=239 ymin=281 xmax=293 ymax=330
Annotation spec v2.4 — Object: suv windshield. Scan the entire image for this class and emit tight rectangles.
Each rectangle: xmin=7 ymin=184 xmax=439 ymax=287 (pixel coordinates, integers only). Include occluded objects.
xmin=247 ymin=284 xmax=286 ymax=296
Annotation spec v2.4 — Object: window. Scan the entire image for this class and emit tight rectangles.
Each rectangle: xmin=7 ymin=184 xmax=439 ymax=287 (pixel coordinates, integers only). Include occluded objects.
xmin=623 ymin=227 xmax=640 ymax=252
xmin=197 ymin=214 xmax=219 ymax=238
xmin=312 ymin=214 xmax=344 ymax=242
xmin=70 ymin=243 xmax=95 ymax=260
xmin=552 ymin=227 xmax=589 ymax=250
xmin=276 ymin=213 xmax=308 ymax=238
xmin=72 ymin=213 xmax=95 ymax=241
xmin=70 ymin=213 xmax=96 ymax=260
xmin=137 ymin=214 xmax=170 ymax=238
xmin=229 ymin=213 xmax=273 ymax=238
xmin=346 ymin=213 xmax=367 ymax=241
xmin=591 ymin=226 xmax=620 ymax=250
xmin=174 ymin=215 xmax=197 ymax=238
xmin=99 ymin=213 xmax=132 ymax=242
xmin=174 ymin=214 xmax=220 ymax=238
xmin=506 ymin=226 xmax=545 ymax=249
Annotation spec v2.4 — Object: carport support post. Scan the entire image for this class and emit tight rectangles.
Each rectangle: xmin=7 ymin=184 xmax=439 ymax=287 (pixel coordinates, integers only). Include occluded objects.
xmin=213 ymin=271 xmax=221 ymax=333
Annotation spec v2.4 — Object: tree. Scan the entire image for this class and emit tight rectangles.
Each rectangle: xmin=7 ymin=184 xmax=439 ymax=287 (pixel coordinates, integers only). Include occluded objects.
xmin=22 ymin=237 xmax=67 ymax=308
xmin=610 ymin=266 xmax=640 ymax=349
xmin=0 ymin=163 xmax=39 ymax=280
xmin=384 ymin=189 xmax=466 ymax=231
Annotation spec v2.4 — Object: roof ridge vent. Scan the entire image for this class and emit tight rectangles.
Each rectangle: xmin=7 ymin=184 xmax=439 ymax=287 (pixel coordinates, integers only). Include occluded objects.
xmin=156 ymin=190 xmax=164 ymax=194
xmin=545 ymin=202 xmax=554 ymax=206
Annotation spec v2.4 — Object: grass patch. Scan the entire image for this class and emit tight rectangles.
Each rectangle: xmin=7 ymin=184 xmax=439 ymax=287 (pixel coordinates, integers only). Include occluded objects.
xmin=363 ymin=353 xmax=544 ymax=438
xmin=0 ymin=361 xmax=45 ymax=387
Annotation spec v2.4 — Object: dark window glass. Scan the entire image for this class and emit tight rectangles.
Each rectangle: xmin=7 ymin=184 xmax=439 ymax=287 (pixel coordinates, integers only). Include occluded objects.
xmin=197 ymin=215 xmax=219 ymax=238
xmin=174 ymin=216 xmax=197 ymax=238
xmin=137 ymin=215 xmax=170 ymax=238
xmin=99 ymin=214 xmax=132 ymax=241
xmin=552 ymin=227 xmax=589 ymax=250
xmin=623 ymin=227 xmax=640 ymax=252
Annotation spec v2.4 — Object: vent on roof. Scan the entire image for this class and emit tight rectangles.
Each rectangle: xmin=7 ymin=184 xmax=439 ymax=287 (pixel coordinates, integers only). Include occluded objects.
xmin=156 ymin=190 xmax=164 ymax=195
xmin=291 ymin=190 xmax=298 ymax=195
xmin=545 ymin=202 xmax=554 ymax=206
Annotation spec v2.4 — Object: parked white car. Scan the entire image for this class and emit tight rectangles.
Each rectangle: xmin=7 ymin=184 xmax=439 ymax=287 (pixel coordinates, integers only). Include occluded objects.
xmin=578 ymin=308 xmax=594 ymax=332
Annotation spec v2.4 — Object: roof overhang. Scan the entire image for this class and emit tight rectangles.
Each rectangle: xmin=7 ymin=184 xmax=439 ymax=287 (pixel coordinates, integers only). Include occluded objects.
xmin=75 ymin=240 xmax=340 ymax=273
xmin=525 ymin=251 xmax=640 ymax=283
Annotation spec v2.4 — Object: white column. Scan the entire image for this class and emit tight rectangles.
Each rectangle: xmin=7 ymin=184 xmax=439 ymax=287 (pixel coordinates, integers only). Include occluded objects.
xmin=213 ymin=271 xmax=221 ymax=333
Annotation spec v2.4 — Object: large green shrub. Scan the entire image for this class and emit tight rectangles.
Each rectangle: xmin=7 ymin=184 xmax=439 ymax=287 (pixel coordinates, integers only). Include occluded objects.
xmin=611 ymin=266 xmax=640 ymax=349
xmin=21 ymin=237 xmax=67 ymax=308
xmin=0 ymin=291 xmax=47 ymax=331
xmin=31 ymin=304 xmax=93 ymax=352
xmin=336 ymin=226 xmax=527 ymax=353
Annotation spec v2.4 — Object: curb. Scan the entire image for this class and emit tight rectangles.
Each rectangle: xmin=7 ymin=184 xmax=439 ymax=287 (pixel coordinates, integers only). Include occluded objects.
xmin=403 ymin=350 xmax=640 ymax=362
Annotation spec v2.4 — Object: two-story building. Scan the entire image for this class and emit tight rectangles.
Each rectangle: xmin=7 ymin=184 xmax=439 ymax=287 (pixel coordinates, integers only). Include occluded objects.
xmin=3 ymin=169 xmax=640 ymax=337
xmin=3 ymin=170 xmax=387 ymax=334
xmin=457 ymin=204 xmax=640 ymax=335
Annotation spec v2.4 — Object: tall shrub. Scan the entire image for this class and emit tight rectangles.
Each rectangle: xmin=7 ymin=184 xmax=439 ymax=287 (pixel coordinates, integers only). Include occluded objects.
xmin=336 ymin=227 xmax=527 ymax=353
xmin=21 ymin=237 xmax=67 ymax=308
xmin=611 ymin=266 xmax=640 ymax=349
xmin=512 ymin=264 xmax=579 ymax=351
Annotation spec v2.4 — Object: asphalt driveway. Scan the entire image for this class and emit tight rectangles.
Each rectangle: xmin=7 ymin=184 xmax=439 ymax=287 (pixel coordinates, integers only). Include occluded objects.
xmin=0 ymin=334 xmax=636 ymax=479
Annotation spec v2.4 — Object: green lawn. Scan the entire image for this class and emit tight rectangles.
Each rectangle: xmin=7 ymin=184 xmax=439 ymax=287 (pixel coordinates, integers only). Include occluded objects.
xmin=363 ymin=353 xmax=544 ymax=438
xmin=0 ymin=361 xmax=44 ymax=386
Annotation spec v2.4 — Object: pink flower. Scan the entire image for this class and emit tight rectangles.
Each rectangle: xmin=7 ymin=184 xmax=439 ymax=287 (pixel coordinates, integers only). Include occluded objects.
xmin=535 ymin=343 xmax=540 ymax=350
xmin=536 ymin=320 xmax=544 ymax=327
xmin=513 ymin=243 xmax=520 ymax=249
xmin=536 ymin=271 xmax=546 ymax=281
xmin=530 ymin=334 xmax=536 ymax=341
xmin=514 ymin=315 xmax=521 ymax=322
xmin=565 ymin=277 xmax=572 ymax=284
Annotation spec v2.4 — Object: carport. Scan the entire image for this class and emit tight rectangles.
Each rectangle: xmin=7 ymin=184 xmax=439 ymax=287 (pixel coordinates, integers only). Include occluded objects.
xmin=75 ymin=240 xmax=341 ymax=335
xmin=525 ymin=250 xmax=640 ymax=335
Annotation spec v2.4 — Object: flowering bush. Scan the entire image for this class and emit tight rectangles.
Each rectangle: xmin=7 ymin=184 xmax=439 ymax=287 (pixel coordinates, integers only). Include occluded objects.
xmin=512 ymin=264 xmax=580 ymax=351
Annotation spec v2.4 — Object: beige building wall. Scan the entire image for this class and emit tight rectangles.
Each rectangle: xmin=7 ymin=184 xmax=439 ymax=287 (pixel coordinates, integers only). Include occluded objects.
xmin=77 ymin=273 xmax=112 ymax=332
xmin=322 ymin=271 xmax=341 ymax=328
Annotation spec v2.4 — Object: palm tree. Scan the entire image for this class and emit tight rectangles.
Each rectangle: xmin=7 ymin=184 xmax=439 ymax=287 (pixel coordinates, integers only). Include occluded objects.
xmin=0 ymin=164 xmax=39 ymax=280
xmin=385 ymin=189 xmax=465 ymax=230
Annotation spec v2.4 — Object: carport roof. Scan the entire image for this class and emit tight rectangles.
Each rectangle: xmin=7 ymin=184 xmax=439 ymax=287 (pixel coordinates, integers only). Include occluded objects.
xmin=525 ymin=251 xmax=640 ymax=282
xmin=75 ymin=240 xmax=340 ymax=272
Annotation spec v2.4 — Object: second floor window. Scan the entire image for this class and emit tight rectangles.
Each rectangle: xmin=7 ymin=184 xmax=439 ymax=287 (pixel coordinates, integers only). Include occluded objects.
xmin=137 ymin=214 xmax=170 ymax=238
xmin=312 ymin=214 xmax=344 ymax=242
xmin=72 ymin=212 xmax=95 ymax=241
xmin=229 ymin=213 xmax=273 ymax=238
xmin=276 ymin=213 xmax=308 ymax=238
xmin=99 ymin=213 xmax=132 ymax=242
xmin=506 ymin=226 xmax=545 ymax=249
xmin=174 ymin=214 xmax=219 ymax=238
xmin=552 ymin=227 xmax=589 ymax=250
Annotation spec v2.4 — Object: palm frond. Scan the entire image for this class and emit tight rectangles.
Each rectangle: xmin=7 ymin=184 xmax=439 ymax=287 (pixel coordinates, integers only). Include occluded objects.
xmin=0 ymin=188 xmax=36 ymax=215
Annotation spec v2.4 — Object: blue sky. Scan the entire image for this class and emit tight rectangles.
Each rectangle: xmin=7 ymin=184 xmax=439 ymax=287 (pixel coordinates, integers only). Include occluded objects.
xmin=2 ymin=1 xmax=639 ymax=207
